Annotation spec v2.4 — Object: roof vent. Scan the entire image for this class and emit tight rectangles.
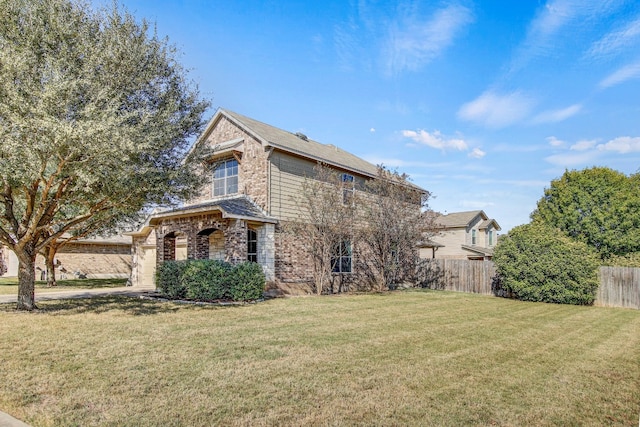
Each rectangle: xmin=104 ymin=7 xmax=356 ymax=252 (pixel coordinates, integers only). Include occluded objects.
xmin=294 ymin=132 xmax=308 ymax=141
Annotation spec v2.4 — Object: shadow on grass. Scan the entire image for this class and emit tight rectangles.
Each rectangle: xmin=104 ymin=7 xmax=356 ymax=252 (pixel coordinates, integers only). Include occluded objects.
xmin=0 ymin=277 xmax=127 ymax=290
xmin=0 ymin=295 xmax=247 ymax=316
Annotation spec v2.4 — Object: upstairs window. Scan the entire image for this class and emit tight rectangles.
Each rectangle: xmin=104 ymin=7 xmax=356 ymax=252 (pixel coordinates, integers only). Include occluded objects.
xmin=331 ymin=239 xmax=352 ymax=274
xmin=213 ymin=159 xmax=238 ymax=197
xmin=471 ymin=229 xmax=477 ymax=245
xmin=488 ymin=230 xmax=493 ymax=246
xmin=247 ymin=229 xmax=258 ymax=263
xmin=342 ymin=173 xmax=354 ymax=205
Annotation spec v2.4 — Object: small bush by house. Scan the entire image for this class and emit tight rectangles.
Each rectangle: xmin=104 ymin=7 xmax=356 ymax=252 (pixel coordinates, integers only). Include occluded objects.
xmin=156 ymin=260 xmax=265 ymax=302
xmin=156 ymin=260 xmax=189 ymax=299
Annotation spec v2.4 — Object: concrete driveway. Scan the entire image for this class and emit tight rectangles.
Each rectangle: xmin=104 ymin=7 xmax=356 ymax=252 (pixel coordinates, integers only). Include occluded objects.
xmin=0 ymin=286 xmax=156 ymax=305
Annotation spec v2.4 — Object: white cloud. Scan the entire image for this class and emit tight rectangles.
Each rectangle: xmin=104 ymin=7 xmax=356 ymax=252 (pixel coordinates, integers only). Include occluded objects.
xmin=510 ymin=0 xmax=624 ymax=71
xmin=544 ymin=135 xmax=640 ymax=166
xmin=468 ymin=148 xmax=486 ymax=159
xmin=532 ymin=104 xmax=582 ymax=123
xmin=570 ymin=139 xmax=597 ymax=151
xmin=547 ymin=136 xmax=566 ymax=147
xmin=370 ymin=128 xmax=376 ymax=133
xmin=383 ymin=4 xmax=473 ymax=75
xmin=401 ymin=129 xmax=468 ymax=151
xmin=599 ymin=61 xmax=640 ymax=88
xmin=458 ymin=90 xmax=536 ymax=128
xmin=545 ymin=151 xmax=600 ymax=166
xmin=587 ymin=15 xmax=640 ymax=59
xmin=597 ymin=136 xmax=640 ymax=153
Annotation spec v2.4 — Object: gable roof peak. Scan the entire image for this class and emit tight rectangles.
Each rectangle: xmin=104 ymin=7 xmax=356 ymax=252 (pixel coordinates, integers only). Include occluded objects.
xmin=205 ymin=108 xmax=383 ymax=178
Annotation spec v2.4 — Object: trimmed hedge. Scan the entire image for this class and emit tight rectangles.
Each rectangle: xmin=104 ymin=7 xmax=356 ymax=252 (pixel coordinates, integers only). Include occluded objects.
xmin=156 ymin=260 xmax=265 ymax=302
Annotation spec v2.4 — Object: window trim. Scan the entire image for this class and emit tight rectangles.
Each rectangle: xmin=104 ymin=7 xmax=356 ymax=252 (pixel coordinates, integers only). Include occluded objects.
xmin=471 ymin=229 xmax=477 ymax=245
xmin=212 ymin=158 xmax=239 ymax=197
xmin=247 ymin=228 xmax=258 ymax=263
xmin=341 ymin=173 xmax=355 ymax=205
xmin=331 ymin=239 xmax=352 ymax=274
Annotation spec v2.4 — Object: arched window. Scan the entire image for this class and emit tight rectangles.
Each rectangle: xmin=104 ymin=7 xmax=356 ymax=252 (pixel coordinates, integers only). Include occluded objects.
xmin=196 ymin=228 xmax=224 ymax=260
xmin=163 ymin=231 xmax=187 ymax=261
xmin=247 ymin=229 xmax=257 ymax=262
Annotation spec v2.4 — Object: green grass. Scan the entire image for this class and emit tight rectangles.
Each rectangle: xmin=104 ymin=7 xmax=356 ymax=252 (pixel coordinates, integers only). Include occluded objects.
xmin=0 ymin=277 xmax=128 ymax=295
xmin=0 ymin=291 xmax=638 ymax=426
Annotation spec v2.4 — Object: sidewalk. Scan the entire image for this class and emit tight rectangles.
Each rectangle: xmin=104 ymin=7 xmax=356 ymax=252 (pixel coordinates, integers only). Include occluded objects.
xmin=0 ymin=411 xmax=30 ymax=427
xmin=0 ymin=286 xmax=156 ymax=304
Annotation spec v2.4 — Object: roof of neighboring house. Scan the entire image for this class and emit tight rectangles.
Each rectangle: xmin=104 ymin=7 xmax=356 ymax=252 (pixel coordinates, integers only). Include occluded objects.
xmin=417 ymin=238 xmax=445 ymax=248
xmin=461 ymin=244 xmax=494 ymax=257
xmin=148 ymin=195 xmax=278 ymax=226
xmin=434 ymin=210 xmax=501 ymax=231
xmin=194 ymin=108 xmax=381 ymax=178
xmin=478 ymin=218 xmax=501 ymax=231
xmin=57 ymin=233 xmax=131 ymax=246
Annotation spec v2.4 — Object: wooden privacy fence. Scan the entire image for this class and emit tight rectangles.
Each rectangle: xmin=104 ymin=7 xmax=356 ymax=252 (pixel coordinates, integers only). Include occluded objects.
xmin=416 ymin=259 xmax=498 ymax=296
xmin=597 ymin=266 xmax=640 ymax=309
xmin=416 ymin=259 xmax=640 ymax=309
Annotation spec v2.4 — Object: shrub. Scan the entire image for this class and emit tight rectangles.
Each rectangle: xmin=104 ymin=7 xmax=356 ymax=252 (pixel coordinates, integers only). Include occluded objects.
xmin=156 ymin=260 xmax=266 ymax=302
xmin=229 ymin=262 xmax=266 ymax=301
xmin=493 ymin=221 xmax=600 ymax=305
xmin=603 ymin=252 xmax=640 ymax=268
xmin=156 ymin=260 xmax=189 ymax=299
xmin=183 ymin=260 xmax=232 ymax=301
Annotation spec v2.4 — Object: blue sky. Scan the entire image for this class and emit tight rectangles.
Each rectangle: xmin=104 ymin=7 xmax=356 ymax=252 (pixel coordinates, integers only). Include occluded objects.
xmin=96 ymin=0 xmax=640 ymax=232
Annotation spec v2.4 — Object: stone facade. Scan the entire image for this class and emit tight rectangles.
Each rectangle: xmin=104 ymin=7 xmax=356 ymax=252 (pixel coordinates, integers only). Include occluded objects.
xmin=189 ymin=116 xmax=270 ymax=212
xmin=151 ymin=212 xmax=275 ymax=282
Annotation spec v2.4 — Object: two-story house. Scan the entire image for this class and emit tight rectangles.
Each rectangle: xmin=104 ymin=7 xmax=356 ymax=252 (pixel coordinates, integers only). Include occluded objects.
xmin=419 ymin=210 xmax=501 ymax=260
xmin=129 ymin=108 xmax=419 ymax=294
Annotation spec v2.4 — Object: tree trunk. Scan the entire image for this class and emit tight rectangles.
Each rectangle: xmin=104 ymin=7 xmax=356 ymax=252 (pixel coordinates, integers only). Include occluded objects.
xmin=17 ymin=250 xmax=37 ymax=311
xmin=45 ymin=246 xmax=57 ymax=287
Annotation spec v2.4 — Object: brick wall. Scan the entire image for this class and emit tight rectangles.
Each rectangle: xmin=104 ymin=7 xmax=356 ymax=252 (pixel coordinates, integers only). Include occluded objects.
xmin=189 ymin=116 xmax=270 ymax=212
xmin=156 ymin=213 xmax=228 ymax=264
xmin=35 ymin=243 xmax=132 ymax=279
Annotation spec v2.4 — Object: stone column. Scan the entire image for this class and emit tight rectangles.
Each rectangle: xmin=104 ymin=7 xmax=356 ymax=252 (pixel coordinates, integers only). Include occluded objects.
xmin=258 ymin=223 xmax=275 ymax=281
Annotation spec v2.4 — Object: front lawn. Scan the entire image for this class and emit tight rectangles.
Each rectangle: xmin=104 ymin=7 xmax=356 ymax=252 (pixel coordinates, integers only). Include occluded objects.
xmin=0 ymin=277 xmax=128 ymax=295
xmin=0 ymin=291 xmax=638 ymax=426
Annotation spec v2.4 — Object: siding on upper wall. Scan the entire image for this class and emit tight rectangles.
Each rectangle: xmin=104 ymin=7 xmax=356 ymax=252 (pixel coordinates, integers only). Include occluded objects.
xmin=269 ymin=150 xmax=368 ymax=221
xmin=433 ymin=229 xmax=467 ymax=258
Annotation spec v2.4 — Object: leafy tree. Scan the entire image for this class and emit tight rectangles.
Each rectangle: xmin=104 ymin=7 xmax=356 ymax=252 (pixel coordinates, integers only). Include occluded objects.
xmin=0 ymin=0 xmax=209 ymax=310
xmin=531 ymin=167 xmax=640 ymax=260
xmin=493 ymin=221 xmax=600 ymax=305
xmin=358 ymin=166 xmax=433 ymax=290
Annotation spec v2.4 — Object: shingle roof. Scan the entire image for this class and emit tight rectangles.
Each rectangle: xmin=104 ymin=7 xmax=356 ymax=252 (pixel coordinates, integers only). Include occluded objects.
xmin=435 ymin=210 xmax=485 ymax=228
xmin=150 ymin=196 xmax=277 ymax=224
xmin=221 ymin=109 xmax=381 ymax=177
xmin=461 ymin=244 xmax=494 ymax=257
xmin=478 ymin=219 xmax=501 ymax=231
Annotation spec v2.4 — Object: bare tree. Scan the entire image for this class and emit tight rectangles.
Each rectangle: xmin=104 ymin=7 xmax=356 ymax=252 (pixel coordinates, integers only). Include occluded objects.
xmin=286 ymin=164 xmax=356 ymax=294
xmin=358 ymin=166 xmax=434 ymax=291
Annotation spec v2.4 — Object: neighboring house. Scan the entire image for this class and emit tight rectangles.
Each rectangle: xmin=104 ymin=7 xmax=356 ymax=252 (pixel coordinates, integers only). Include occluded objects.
xmin=128 ymin=108 xmax=423 ymax=294
xmin=419 ymin=210 xmax=501 ymax=260
xmin=0 ymin=235 xmax=132 ymax=279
